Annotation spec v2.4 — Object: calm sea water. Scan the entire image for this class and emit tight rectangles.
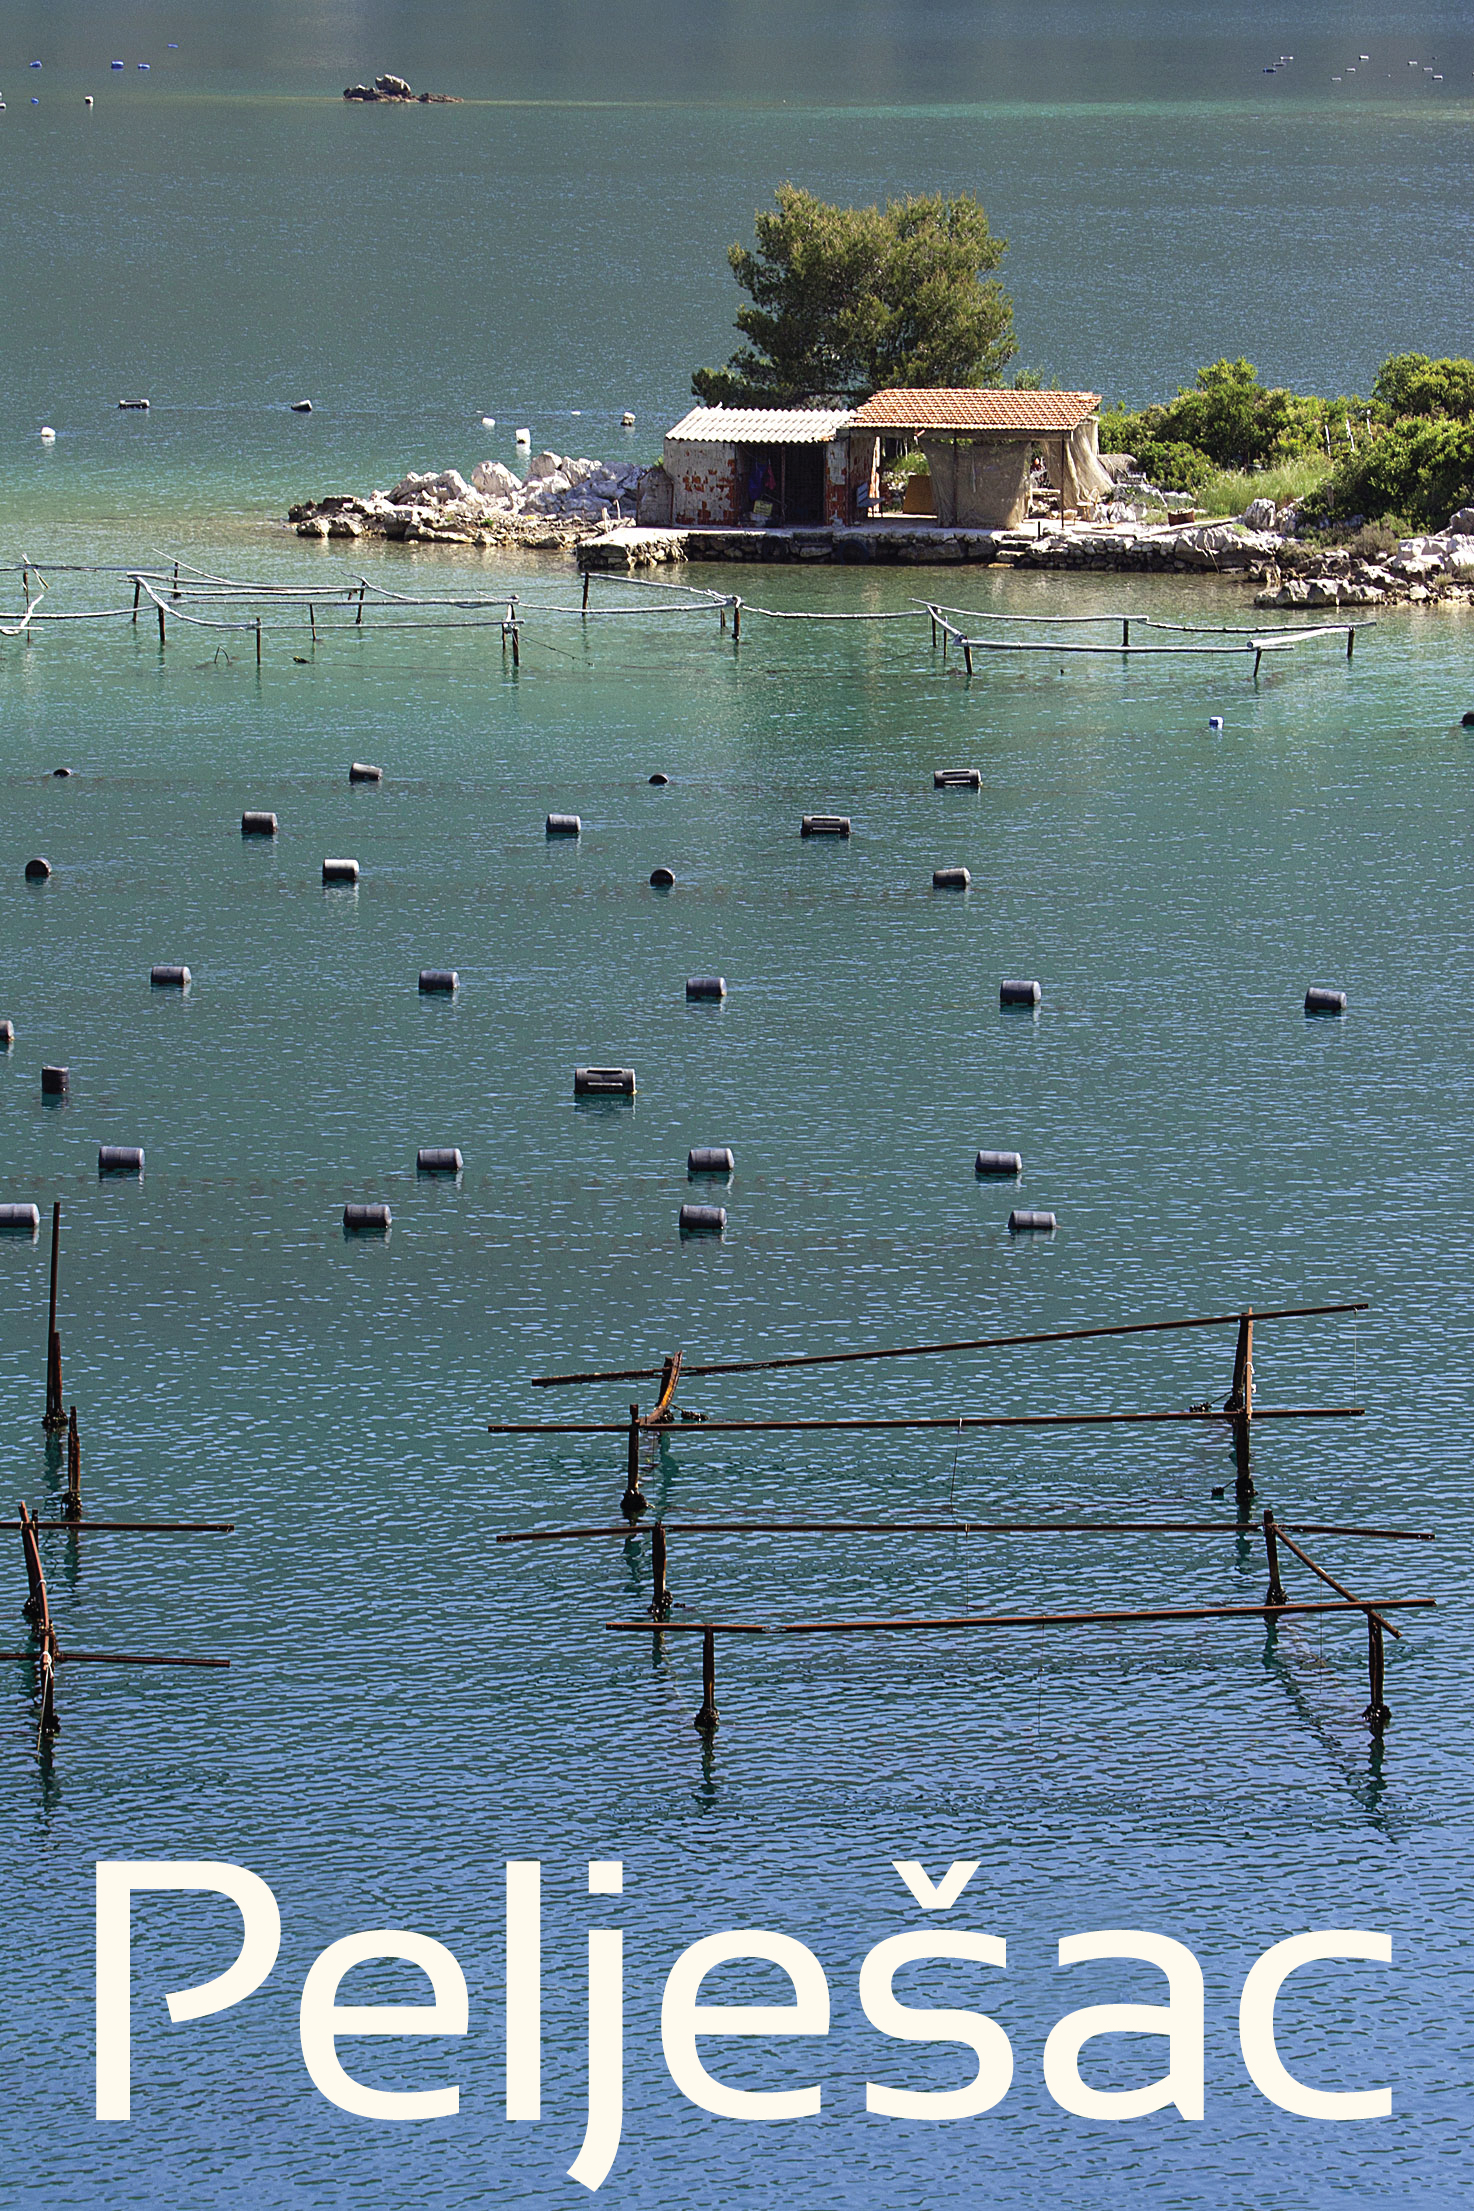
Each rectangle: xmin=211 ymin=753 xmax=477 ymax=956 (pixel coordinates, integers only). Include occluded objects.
xmin=2 ymin=7 xmax=1473 ymax=2207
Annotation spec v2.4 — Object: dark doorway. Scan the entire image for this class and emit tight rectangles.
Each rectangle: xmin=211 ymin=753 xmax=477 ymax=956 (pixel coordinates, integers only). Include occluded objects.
xmin=740 ymin=442 xmax=825 ymax=526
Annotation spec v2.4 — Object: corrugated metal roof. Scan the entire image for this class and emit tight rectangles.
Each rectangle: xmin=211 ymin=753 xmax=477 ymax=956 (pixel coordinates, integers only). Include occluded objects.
xmin=850 ymin=388 xmax=1101 ymax=433
xmin=666 ymin=406 xmax=854 ymax=444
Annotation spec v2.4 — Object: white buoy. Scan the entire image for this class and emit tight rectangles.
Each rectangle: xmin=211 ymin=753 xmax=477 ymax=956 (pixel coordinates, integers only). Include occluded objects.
xmin=481 ymin=416 xmax=496 ymax=428
xmin=322 ymin=857 xmax=360 ymax=884
xmin=85 ymin=95 xmax=94 ymax=107
xmin=1008 ymin=1208 xmax=1056 ymax=1233
xmin=515 ymin=428 xmax=531 ymax=446
xmin=417 ymin=1147 xmax=463 ymax=1173
xmin=39 ymin=427 xmax=56 ymax=442
xmin=1209 ymin=716 xmax=1224 ymax=732
xmin=621 ymin=412 xmax=636 ymax=427
xmin=149 ymin=964 xmax=191 ymax=988
xmin=0 ymin=1203 xmax=40 ymax=1233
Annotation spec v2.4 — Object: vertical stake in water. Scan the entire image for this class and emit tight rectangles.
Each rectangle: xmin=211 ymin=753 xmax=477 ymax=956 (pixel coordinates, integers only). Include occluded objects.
xmin=1346 ymin=624 xmax=1355 ymax=661
xmin=1121 ymin=617 xmax=1130 ymax=649
xmin=256 ymin=618 xmax=262 ymax=667
xmin=582 ymin=569 xmax=590 ymax=614
xmin=1227 ymin=1310 xmax=1253 ymax=1505
xmin=171 ymin=562 xmax=179 ymax=601
xmin=356 ymin=584 xmax=365 ymax=627
xmin=1364 ymin=1615 xmax=1390 ymax=1733
xmin=132 ymin=578 xmax=141 ymax=623
xmin=620 ymin=1404 xmax=647 ymax=1520
xmin=43 ymin=1203 xmax=65 ymax=1433
xmin=651 ymin=1523 xmax=670 ymax=1618
xmin=1261 ymin=1508 xmax=1287 ymax=1609
xmin=157 ymin=603 xmax=166 ymax=650
xmin=65 ymin=1405 xmax=81 ymax=1522
xmin=694 ymin=1628 xmax=719 ymax=1734
xmin=732 ymin=599 xmax=741 ymax=643
xmin=963 ymin=641 xmax=974 ymax=676
xmin=309 ymin=602 xmax=316 ymax=641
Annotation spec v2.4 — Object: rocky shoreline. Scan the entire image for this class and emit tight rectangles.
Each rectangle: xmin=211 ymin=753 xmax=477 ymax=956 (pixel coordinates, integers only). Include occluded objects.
xmin=290 ymin=450 xmax=643 ymax=552
xmin=289 ymin=463 xmax=1474 ymax=603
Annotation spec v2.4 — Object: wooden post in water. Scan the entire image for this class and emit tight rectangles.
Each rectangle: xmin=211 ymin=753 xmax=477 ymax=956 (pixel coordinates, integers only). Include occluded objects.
xmin=1262 ymin=1508 xmax=1288 ymax=1608
xmin=309 ymin=602 xmax=316 ymax=641
xmin=732 ymin=600 xmax=741 ymax=643
xmin=255 ymin=619 xmax=262 ymax=666
xmin=963 ymin=641 xmax=974 ymax=676
xmin=582 ymin=569 xmax=591 ymax=614
xmin=356 ymin=584 xmax=365 ymax=626
xmin=694 ymin=1627 xmax=719 ymax=1733
xmin=1227 ymin=1310 xmax=1253 ymax=1503
xmin=651 ymin=1522 xmax=671 ymax=1617
xmin=510 ymin=622 xmax=520 ymax=669
xmin=1253 ymin=646 xmax=1263 ymax=679
xmin=44 ymin=1203 xmax=66 ymax=1433
xmin=157 ymin=603 xmax=166 ymax=650
xmin=1346 ymin=625 xmax=1355 ymax=661
xmin=171 ymin=561 xmax=180 ymax=601
xmin=620 ymin=1404 xmax=647 ymax=1521
xmin=1364 ymin=1615 xmax=1390 ymax=1733
xmin=19 ymin=1502 xmax=47 ymax=1623
xmin=132 ymin=579 xmax=141 ymax=623
xmin=65 ymin=1406 xmax=81 ymax=1522
xmin=38 ymin=1625 xmax=59 ymax=1738
xmin=1121 ymin=618 xmax=1130 ymax=649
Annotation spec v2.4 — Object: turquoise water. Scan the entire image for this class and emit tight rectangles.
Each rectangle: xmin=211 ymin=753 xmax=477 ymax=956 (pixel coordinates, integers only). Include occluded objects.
xmin=3 ymin=6 xmax=1474 ymax=2206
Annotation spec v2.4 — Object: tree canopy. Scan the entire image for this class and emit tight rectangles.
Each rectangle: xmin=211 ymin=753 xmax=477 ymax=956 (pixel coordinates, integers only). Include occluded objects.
xmin=691 ymin=185 xmax=1016 ymax=406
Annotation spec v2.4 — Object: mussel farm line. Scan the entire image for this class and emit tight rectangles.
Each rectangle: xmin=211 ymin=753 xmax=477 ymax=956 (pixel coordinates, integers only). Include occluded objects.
xmin=2 ymin=557 xmax=1370 ymax=681
xmin=4 ymin=1204 xmax=233 ymax=1759
xmin=491 ymin=1301 xmax=1440 ymax=1747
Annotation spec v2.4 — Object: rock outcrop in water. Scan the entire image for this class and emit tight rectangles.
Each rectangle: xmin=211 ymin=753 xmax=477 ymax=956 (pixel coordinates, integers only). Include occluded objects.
xmin=291 ymin=450 xmax=645 ymax=548
xmin=343 ymin=73 xmax=461 ymax=103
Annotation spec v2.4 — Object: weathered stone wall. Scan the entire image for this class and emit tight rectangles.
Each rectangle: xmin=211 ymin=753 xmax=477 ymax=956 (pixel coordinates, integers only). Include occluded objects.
xmin=665 ymin=440 xmax=740 ymax=525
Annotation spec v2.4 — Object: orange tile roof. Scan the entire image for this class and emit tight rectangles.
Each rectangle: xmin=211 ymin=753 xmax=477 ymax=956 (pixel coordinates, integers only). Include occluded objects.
xmin=850 ymin=388 xmax=1101 ymax=433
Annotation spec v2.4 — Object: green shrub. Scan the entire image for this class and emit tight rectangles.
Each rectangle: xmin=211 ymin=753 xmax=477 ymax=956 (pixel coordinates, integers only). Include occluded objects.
xmin=1371 ymin=352 xmax=1474 ymax=423
xmin=1305 ymin=417 xmax=1474 ymax=533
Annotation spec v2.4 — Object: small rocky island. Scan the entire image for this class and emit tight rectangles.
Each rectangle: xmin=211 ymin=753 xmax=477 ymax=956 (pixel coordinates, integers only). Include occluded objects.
xmin=343 ymin=73 xmax=461 ymax=104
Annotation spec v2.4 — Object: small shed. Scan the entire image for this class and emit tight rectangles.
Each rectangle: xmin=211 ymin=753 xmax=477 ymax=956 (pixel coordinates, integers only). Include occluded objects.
xmin=662 ymin=407 xmax=855 ymax=526
xmin=847 ymin=388 xmax=1110 ymax=528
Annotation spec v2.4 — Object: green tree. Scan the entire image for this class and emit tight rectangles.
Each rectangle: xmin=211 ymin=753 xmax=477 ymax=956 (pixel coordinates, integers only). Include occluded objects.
xmin=1308 ymin=416 xmax=1474 ymax=532
xmin=691 ymin=185 xmax=1016 ymax=405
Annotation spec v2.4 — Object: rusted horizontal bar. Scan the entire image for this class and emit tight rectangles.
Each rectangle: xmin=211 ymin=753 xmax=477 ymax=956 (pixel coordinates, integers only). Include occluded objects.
xmin=491 ymin=1406 xmax=1362 ymax=1435
xmin=499 ymin=1517 xmax=1432 ymax=1545
xmin=607 ymin=1597 xmax=1435 ymax=1636
xmin=0 ymin=1650 xmax=229 ymax=1668
xmin=531 ymin=1301 xmax=1368 ymax=1387
xmin=0 ymin=1520 xmax=234 ymax=1534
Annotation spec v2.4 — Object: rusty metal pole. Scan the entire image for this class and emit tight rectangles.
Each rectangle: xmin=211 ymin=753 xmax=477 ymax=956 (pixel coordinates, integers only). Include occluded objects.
xmin=1364 ymin=1615 xmax=1390 ymax=1733
xmin=65 ymin=1406 xmax=81 ymax=1521
xmin=651 ymin=1522 xmax=671 ymax=1617
xmin=44 ymin=1202 xmax=60 ymax=1428
xmin=620 ymin=1404 xmax=647 ymax=1521
xmin=1228 ymin=1310 xmax=1254 ymax=1504
xmin=694 ymin=1627 xmax=719 ymax=1733
xmin=1262 ymin=1508 xmax=1287 ymax=1608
